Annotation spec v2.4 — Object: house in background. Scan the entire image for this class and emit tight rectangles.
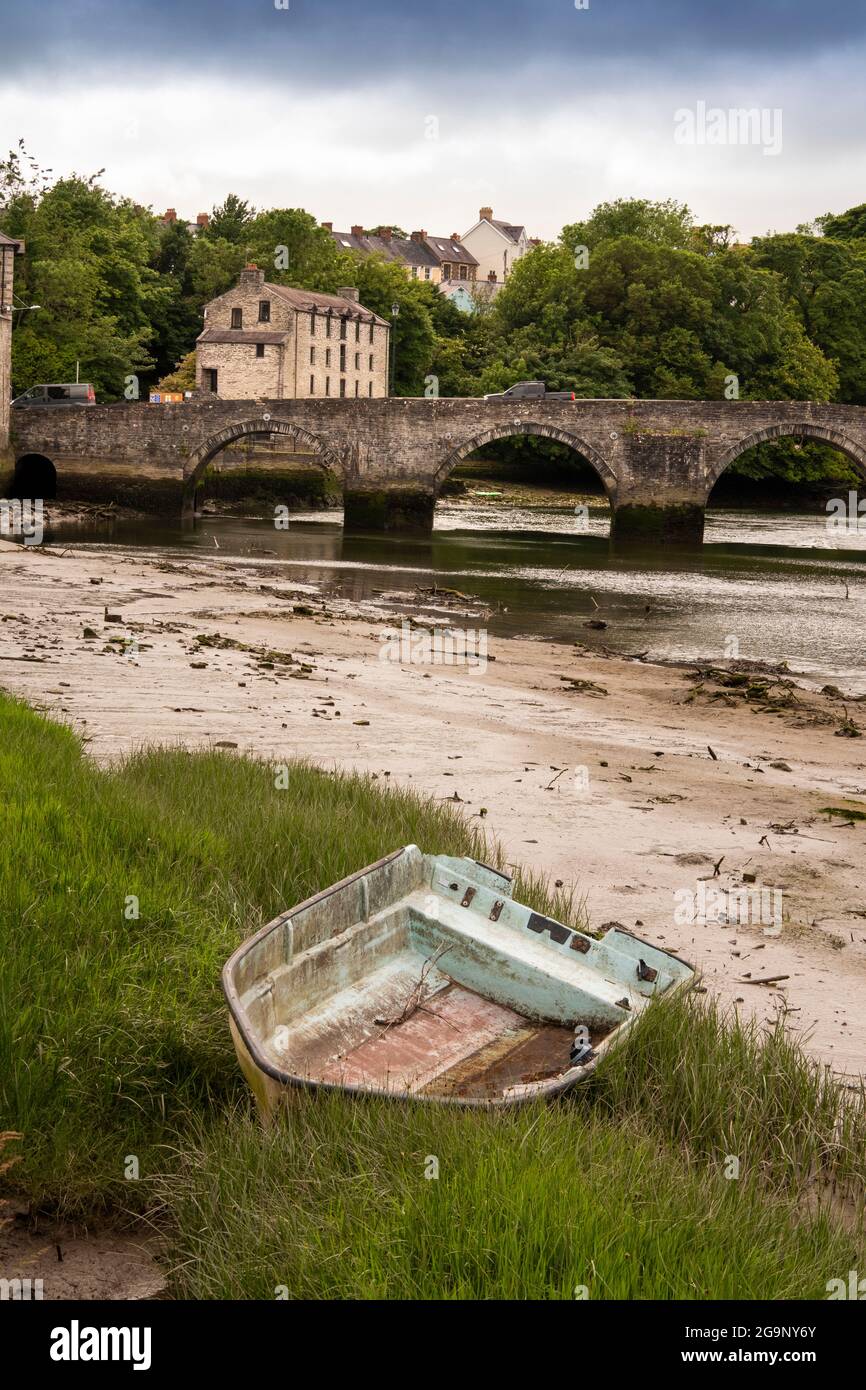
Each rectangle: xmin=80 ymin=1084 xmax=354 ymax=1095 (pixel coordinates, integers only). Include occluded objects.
xmin=459 ymin=207 xmax=532 ymax=285
xmin=0 ymin=230 xmax=25 ymax=455
xmin=438 ymin=274 xmax=499 ymax=314
xmin=160 ymin=208 xmax=210 ymax=235
xmin=195 ymin=265 xmax=390 ymax=400
xmin=324 ymin=224 xmax=478 ymax=285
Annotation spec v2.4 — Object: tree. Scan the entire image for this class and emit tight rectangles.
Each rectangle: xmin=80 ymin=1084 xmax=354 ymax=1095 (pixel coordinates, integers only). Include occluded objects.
xmin=819 ymin=203 xmax=866 ymax=242
xmin=1 ymin=162 xmax=165 ymax=399
xmin=157 ymin=350 xmax=196 ymax=393
xmin=245 ymin=208 xmax=348 ymax=290
xmin=750 ymin=232 xmax=866 ymax=402
xmin=562 ymin=198 xmax=695 ymax=255
xmin=203 ymin=193 xmax=254 ymax=245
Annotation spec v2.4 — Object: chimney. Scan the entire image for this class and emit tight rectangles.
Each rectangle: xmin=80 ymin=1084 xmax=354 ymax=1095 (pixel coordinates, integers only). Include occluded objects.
xmin=239 ymin=264 xmax=265 ymax=289
xmin=379 ymin=227 xmax=392 ymax=243
xmin=196 ymin=212 xmax=209 ymax=228
xmin=479 ymin=206 xmax=493 ymax=221
xmin=321 ymin=221 xmax=333 ymax=231
xmin=451 ymin=232 xmax=461 ymax=242
xmin=410 ymin=230 xmax=427 ymax=243
xmin=351 ymin=224 xmax=364 ymax=238
xmin=338 ymin=286 xmax=360 ymax=303
xmin=163 ymin=208 xmax=177 ymax=223
xmin=487 ymin=270 xmax=497 ymax=283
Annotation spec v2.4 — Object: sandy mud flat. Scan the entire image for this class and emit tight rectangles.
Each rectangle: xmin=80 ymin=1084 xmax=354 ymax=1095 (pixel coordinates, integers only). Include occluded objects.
xmin=2 ymin=537 xmax=865 ymax=1078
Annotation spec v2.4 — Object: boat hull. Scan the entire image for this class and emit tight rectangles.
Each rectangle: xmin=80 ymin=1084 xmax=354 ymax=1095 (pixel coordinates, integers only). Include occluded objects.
xmin=223 ymin=846 xmax=696 ymax=1114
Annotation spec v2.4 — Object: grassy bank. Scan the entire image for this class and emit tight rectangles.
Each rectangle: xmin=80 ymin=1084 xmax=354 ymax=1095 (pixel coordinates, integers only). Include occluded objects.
xmin=1 ymin=692 xmax=863 ymax=1298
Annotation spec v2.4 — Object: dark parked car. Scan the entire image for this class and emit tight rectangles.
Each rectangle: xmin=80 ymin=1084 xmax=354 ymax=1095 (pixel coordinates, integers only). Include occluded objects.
xmin=12 ymin=382 xmax=96 ymax=407
xmin=483 ymin=381 xmax=575 ymax=401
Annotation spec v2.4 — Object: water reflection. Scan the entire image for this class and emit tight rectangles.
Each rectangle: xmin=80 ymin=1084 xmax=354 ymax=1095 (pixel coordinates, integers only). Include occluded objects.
xmin=41 ymin=504 xmax=866 ymax=693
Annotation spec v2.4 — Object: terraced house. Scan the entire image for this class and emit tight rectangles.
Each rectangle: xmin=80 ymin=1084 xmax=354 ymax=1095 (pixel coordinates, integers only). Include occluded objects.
xmin=324 ymin=224 xmax=478 ymax=285
xmin=196 ymin=266 xmax=390 ymax=400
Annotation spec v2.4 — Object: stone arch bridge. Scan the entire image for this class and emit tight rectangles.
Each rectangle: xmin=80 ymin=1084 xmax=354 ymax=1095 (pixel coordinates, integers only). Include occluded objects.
xmin=7 ymin=396 xmax=866 ymax=542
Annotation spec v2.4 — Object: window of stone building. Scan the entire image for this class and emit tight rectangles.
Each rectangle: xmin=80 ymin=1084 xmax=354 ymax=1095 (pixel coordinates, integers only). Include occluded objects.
xmin=325 ymin=377 xmax=330 ymax=396
xmin=369 ymin=322 xmax=374 ymax=343
xmin=259 ymin=300 xmax=271 ymax=322
xmin=354 ymin=380 xmax=359 ymax=397
xmin=369 ymin=354 xmax=373 ymax=371
xmin=459 ymin=265 xmax=467 ymax=280
xmin=326 ymin=315 xmax=332 ymax=338
xmin=256 ymin=343 xmax=265 ymax=358
xmin=340 ymin=318 xmax=347 ymax=340
xmin=355 ymin=320 xmax=360 ymax=342
xmin=354 ymin=352 xmax=360 ymax=370
xmin=310 ymin=311 xmax=316 ymax=333
xmin=340 ymin=378 xmax=346 ymax=397
xmin=310 ymin=375 xmax=315 ymax=395
xmin=340 ymin=344 xmax=346 ymax=372
xmin=231 ymin=308 xmax=242 ymax=328
xmin=325 ymin=348 xmax=331 ymax=366
xmin=442 ymin=264 xmax=451 ymax=281
xmin=205 ymin=368 xmax=218 ymax=392
xmin=310 ymin=346 xmax=315 ymax=364
xmin=368 ymin=381 xmax=373 ymax=396
xmin=424 ymin=267 xmax=431 ymax=280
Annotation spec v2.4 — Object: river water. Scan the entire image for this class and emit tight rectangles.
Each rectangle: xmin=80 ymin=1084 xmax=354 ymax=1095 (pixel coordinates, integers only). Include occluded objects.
xmin=42 ymin=500 xmax=866 ymax=694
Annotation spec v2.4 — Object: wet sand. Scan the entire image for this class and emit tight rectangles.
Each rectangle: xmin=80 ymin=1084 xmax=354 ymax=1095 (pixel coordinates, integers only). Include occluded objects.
xmin=2 ymin=536 xmax=865 ymax=1077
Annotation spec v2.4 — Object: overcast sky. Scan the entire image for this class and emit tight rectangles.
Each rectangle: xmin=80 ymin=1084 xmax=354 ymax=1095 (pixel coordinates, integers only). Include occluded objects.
xmin=2 ymin=0 xmax=864 ymax=241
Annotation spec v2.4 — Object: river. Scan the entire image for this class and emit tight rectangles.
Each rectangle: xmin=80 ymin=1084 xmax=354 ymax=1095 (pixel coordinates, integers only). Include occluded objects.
xmin=41 ymin=500 xmax=866 ymax=694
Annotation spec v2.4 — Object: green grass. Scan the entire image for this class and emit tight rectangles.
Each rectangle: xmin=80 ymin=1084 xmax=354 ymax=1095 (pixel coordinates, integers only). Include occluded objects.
xmin=1 ymin=691 xmax=863 ymax=1298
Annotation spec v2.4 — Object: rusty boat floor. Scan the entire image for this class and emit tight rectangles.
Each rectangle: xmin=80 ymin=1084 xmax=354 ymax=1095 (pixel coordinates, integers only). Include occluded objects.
xmin=287 ymin=969 xmax=596 ymax=1100
xmin=223 ymin=846 xmax=696 ymax=1110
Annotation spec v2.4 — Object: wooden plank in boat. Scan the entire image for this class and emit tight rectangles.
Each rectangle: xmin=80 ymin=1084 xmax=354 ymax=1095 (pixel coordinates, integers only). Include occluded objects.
xmin=316 ymin=985 xmax=528 ymax=1093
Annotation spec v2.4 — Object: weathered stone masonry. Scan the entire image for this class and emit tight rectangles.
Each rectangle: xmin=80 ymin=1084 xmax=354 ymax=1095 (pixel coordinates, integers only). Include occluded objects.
xmin=8 ymin=396 xmax=866 ymax=541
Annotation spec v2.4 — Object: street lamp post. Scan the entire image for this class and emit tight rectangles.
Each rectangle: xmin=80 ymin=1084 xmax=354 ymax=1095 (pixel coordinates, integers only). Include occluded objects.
xmin=389 ymin=301 xmax=400 ymax=396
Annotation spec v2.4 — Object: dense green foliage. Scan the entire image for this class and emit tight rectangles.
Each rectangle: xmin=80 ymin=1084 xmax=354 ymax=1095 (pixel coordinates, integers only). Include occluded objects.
xmin=3 ymin=141 xmax=865 ymax=482
xmin=0 ymin=693 xmax=863 ymax=1297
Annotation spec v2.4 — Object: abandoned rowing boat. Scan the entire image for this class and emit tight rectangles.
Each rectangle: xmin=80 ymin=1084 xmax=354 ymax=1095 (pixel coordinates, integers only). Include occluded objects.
xmin=223 ymin=845 xmax=695 ymax=1113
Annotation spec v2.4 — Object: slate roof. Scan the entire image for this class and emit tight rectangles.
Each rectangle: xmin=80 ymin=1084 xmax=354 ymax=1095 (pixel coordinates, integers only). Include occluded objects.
xmin=424 ymin=235 xmax=478 ymax=266
xmin=265 ymin=281 xmax=390 ymax=325
xmin=328 ymin=227 xmax=478 ymax=271
xmin=490 ymin=219 xmax=526 ymax=244
xmin=329 ymin=228 xmax=439 ymax=271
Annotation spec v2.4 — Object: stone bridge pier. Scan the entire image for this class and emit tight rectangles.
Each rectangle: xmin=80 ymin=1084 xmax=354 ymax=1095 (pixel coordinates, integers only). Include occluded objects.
xmin=7 ymin=396 xmax=866 ymax=545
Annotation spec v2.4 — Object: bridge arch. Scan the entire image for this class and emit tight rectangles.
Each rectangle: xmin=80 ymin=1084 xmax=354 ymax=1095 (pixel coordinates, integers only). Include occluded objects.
xmin=435 ymin=421 xmax=617 ymax=499
xmin=709 ymin=421 xmax=866 ymax=494
xmin=13 ymin=453 xmax=57 ymax=499
xmin=183 ymin=417 xmax=344 ymax=504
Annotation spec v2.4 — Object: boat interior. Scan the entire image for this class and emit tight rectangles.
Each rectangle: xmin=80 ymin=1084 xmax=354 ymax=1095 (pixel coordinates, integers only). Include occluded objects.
xmin=227 ymin=846 xmax=694 ymax=1102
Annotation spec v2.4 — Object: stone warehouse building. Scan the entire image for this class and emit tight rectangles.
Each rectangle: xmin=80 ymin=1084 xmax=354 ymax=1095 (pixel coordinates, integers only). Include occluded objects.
xmin=196 ymin=266 xmax=390 ymax=400
xmin=1 ymin=230 xmax=25 ymax=454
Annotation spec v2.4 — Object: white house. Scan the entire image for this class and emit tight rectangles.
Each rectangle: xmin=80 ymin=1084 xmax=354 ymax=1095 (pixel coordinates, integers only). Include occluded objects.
xmin=459 ymin=207 xmax=531 ymax=285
